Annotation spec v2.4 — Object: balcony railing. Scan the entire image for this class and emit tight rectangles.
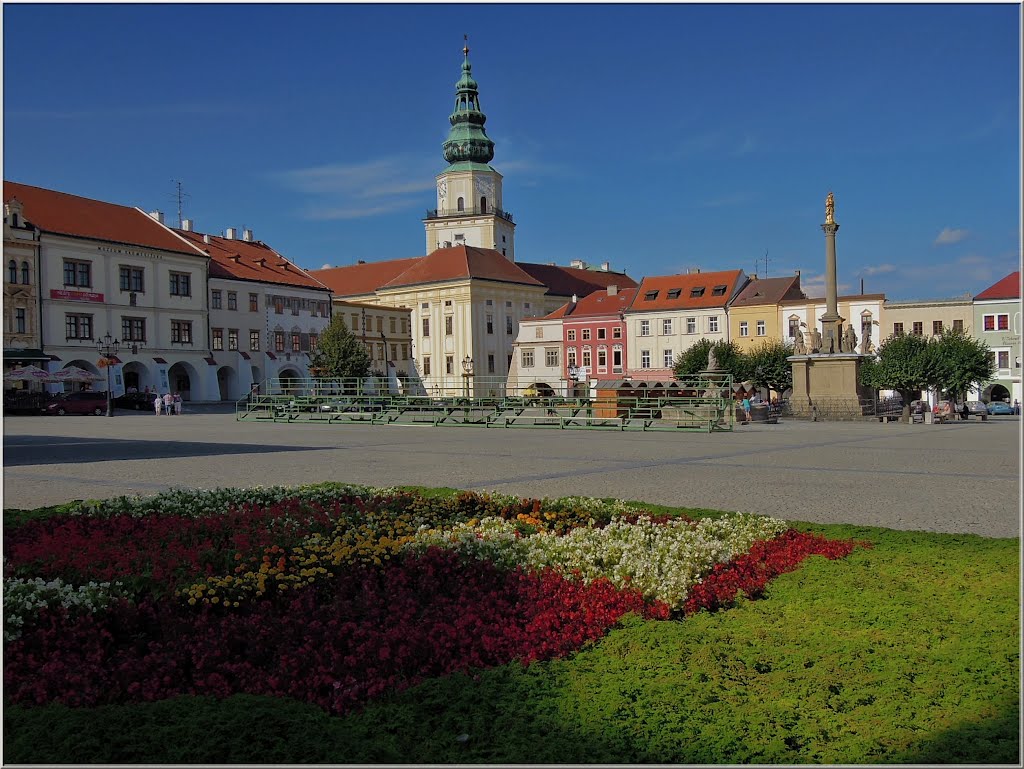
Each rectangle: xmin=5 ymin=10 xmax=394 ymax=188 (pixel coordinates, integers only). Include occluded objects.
xmin=424 ymin=206 xmax=514 ymax=223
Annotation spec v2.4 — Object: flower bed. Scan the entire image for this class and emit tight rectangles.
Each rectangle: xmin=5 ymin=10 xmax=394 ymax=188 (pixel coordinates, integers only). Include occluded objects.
xmin=3 ymin=485 xmax=866 ymax=716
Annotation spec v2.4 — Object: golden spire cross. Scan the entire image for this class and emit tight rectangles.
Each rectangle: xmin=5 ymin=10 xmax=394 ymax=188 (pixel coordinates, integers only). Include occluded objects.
xmin=463 ymin=34 xmax=469 ymax=57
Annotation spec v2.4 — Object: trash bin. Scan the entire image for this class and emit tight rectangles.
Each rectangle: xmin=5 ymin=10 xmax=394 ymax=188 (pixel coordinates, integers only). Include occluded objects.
xmin=750 ymin=403 xmax=772 ymax=423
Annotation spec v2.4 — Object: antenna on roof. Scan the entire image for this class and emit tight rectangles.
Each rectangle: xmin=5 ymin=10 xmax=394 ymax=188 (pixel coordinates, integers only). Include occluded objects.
xmin=169 ymin=180 xmax=191 ymax=229
xmin=764 ymin=248 xmax=769 ymax=278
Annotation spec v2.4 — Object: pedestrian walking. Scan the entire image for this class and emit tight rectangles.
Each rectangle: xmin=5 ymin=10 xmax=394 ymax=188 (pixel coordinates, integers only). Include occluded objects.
xmin=153 ymin=393 xmax=162 ymax=416
xmin=163 ymin=392 xmax=173 ymax=415
xmin=741 ymin=395 xmax=752 ymax=423
xmin=1014 ymin=399 xmax=1020 ymax=416
xmin=174 ymin=392 xmax=183 ymax=415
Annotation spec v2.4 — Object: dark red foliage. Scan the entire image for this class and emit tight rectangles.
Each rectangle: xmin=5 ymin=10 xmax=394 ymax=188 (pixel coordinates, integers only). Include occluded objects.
xmin=4 ymin=548 xmax=668 ymax=715
xmin=683 ymin=529 xmax=867 ymax=615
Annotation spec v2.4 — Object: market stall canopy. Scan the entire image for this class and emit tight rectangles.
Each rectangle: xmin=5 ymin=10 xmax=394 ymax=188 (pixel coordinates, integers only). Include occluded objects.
xmin=51 ymin=366 xmax=103 ymax=383
xmin=4 ymin=365 xmax=57 ymax=383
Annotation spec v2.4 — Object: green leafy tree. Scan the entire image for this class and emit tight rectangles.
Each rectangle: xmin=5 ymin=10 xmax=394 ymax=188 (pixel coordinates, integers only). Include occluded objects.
xmin=859 ymin=332 xmax=933 ymax=421
xmin=308 ymin=316 xmax=371 ymax=382
xmin=746 ymin=338 xmax=794 ymax=396
xmin=926 ymin=328 xmax=995 ymax=403
xmin=673 ymin=339 xmax=752 ymax=382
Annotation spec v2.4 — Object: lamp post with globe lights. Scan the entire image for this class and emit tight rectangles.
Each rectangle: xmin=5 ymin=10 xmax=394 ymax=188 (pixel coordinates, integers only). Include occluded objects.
xmin=461 ymin=355 xmax=474 ymax=398
xmin=96 ymin=331 xmax=120 ymax=417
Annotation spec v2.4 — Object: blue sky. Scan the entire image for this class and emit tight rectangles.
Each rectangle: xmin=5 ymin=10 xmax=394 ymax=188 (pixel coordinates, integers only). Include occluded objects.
xmin=3 ymin=3 xmax=1020 ymax=300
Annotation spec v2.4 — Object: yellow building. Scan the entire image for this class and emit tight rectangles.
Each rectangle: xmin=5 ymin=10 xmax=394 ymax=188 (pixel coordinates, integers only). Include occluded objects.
xmin=727 ymin=273 xmax=806 ymax=351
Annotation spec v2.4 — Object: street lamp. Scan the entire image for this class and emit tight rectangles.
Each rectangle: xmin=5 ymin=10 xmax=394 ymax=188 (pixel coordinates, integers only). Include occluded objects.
xmin=567 ymin=364 xmax=580 ymax=398
xmin=96 ymin=331 xmax=120 ymax=417
xmin=461 ymin=355 xmax=474 ymax=398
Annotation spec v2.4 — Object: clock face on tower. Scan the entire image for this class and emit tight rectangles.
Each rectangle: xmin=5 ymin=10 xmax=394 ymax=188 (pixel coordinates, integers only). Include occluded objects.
xmin=437 ymin=179 xmax=448 ymax=205
xmin=477 ymin=177 xmax=494 ymax=201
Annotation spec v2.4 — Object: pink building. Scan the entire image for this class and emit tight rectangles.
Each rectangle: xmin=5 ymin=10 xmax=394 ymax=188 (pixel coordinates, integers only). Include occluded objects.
xmin=544 ymin=285 xmax=637 ymax=382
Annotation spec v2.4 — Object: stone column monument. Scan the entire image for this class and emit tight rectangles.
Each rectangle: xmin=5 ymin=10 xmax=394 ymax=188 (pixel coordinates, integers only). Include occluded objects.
xmin=787 ymin=191 xmax=871 ymax=420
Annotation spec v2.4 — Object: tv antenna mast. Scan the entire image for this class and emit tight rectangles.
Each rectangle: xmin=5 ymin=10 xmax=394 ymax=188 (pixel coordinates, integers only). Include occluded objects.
xmin=169 ymin=180 xmax=191 ymax=228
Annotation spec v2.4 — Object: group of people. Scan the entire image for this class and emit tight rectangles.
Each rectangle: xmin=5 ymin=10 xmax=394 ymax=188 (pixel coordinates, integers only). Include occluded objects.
xmin=153 ymin=392 xmax=183 ymax=416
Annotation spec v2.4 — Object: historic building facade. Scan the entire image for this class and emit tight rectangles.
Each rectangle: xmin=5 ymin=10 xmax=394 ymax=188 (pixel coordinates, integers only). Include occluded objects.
xmin=779 ymin=293 xmax=886 ymax=354
xmin=3 ymin=195 xmax=44 ymax=372
xmin=972 ymin=271 xmax=1021 ymax=403
xmin=727 ymin=273 xmax=805 ymax=351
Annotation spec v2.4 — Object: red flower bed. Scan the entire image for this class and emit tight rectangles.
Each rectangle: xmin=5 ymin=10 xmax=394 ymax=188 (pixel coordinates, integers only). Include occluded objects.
xmin=4 ymin=548 xmax=669 ymax=715
xmin=683 ymin=530 xmax=867 ymax=615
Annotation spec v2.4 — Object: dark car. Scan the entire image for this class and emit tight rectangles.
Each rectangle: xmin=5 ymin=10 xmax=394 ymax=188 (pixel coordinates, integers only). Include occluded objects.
xmin=114 ymin=391 xmax=153 ymax=411
xmin=42 ymin=391 xmax=107 ymax=416
xmin=966 ymin=401 xmax=988 ymax=417
xmin=987 ymin=401 xmax=1014 ymax=415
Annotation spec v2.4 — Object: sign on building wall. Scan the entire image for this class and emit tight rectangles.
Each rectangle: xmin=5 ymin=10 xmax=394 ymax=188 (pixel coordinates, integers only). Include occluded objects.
xmin=49 ymin=289 xmax=104 ymax=302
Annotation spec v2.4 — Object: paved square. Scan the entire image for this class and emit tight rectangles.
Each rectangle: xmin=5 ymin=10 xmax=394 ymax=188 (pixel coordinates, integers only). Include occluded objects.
xmin=3 ymin=410 xmax=1020 ymax=537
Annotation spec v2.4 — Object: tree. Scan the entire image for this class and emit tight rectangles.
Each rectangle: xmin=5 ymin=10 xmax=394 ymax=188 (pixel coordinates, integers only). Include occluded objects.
xmin=746 ymin=338 xmax=794 ymax=396
xmin=859 ymin=332 xmax=933 ymax=421
xmin=926 ymin=328 xmax=995 ymax=403
xmin=673 ymin=339 xmax=751 ymax=382
xmin=308 ymin=316 xmax=371 ymax=382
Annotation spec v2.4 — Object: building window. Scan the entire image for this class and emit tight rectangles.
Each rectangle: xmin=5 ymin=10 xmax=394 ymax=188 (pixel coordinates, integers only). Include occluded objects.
xmin=121 ymin=317 xmax=145 ymax=342
xmin=8 ymin=260 xmax=16 ymax=283
xmin=120 ymin=266 xmax=144 ymax=293
xmin=789 ymin=317 xmax=800 ymax=338
xmin=401 ymin=317 xmax=408 ymax=334
xmin=171 ymin=320 xmax=193 ymax=344
xmin=401 ymin=344 xmax=408 ymax=359
xmin=612 ymin=346 xmax=623 ymax=372
xmin=506 ymin=316 xmax=513 ymax=335
xmin=546 ymin=348 xmax=559 ymax=367
xmin=522 ymin=349 xmax=535 ymax=368
xmin=998 ymin=351 xmax=1010 ymax=369
xmin=169 ymin=272 xmax=191 ymax=297
xmin=933 ymin=320 xmax=943 ymax=335
xmin=567 ymin=347 xmax=577 ymax=368
xmin=63 ymin=259 xmax=91 ymax=287
xmin=690 ymin=287 xmax=705 ymax=298
xmin=582 ymin=328 xmax=591 ymax=340
xmin=952 ymin=319 xmax=964 ymax=333
xmin=486 ymin=314 xmax=494 ymax=334
xmin=567 ymin=329 xmax=576 ymax=341
xmin=390 ymin=344 xmax=397 ymax=361
xmin=15 ymin=307 xmax=26 ymax=333
xmin=596 ymin=327 xmax=606 ymax=340
xmin=274 ymin=331 xmax=285 ymax=351
xmin=65 ymin=313 xmax=93 ymax=340
xmin=309 ymin=334 xmax=318 ymax=352
xmin=227 ymin=292 xmax=237 ymax=311
xmin=212 ymin=328 xmax=224 ymax=350
xmin=644 ymin=290 xmax=659 ymax=301
xmin=350 ymin=313 xmax=359 ymax=331
xmin=390 ymin=317 xmax=396 ymax=333
xmin=423 ymin=356 xmax=431 ymax=375
xmin=984 ymin=314 xmax=1009 ymax=331
xmin=667 ymin=288 xmax=682 ymax=300
xmin=487 ymin=354 xmax=495 ymax=373
xmin=912 ymin=322 xmax=923 ymax=336
xmin=708 ymin=316 xmax=719 ymax=333
xmin=211 ymin=289 xmax=222 ymax=309
xmin=613 ymin=326 xmax=622 ymax=339
xmin=457 ymin=197 xmax=464 ymax=212
xmin=445 ymin=316 xmax=453 ymax=335
xmin=535 ymin=327 xmax=544 ymax=339
xmin=756 ymin=320 xmax=766 ymax=336
xmin=739 ymin=321 xmax=749 ymax=337
xmin=712 ymin=284 xmax=728 ymax=296
xmin=376 ymin=316 xmax=383 ymax=332
xmin=640 ymin=350 xmax=651 ymax=369
xmin=663 ymin=349 xmax=674 ymax=368
xmin=291 ymin=333 xmax=300 ymax=352
xmin=228 ymin=329 xmax=239 ymax=351
xmin=582 ymin=347 xmax=592 ymax=368
xmin=639 ymin=319 xmax=650 ymax=337
xmin=661 ymin=319 xmax=672 ymax=335
xmin=686 ymin=317 xmax=696 ymax=334
xmin=597 ymin=347 xmax=607 ymax=369
xmin=422 ymin=317 xmax=430 ymax=337
xmin=249 ymin=293 xmax=259 ymax=312
xmin=446 ymin=355 xmax=454 ymax=375
xmin=506 ymin=301 xmax=512 ymax=308
xmin=893 ymin=322 xmax=904 ymax=335
xmin=250 ymin=330 xmax=260 ymax=351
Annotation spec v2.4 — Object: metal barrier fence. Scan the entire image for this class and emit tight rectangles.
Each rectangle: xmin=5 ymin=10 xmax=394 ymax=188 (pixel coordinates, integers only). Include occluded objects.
xmin=237 ymin=376 xmax=736 ymax=432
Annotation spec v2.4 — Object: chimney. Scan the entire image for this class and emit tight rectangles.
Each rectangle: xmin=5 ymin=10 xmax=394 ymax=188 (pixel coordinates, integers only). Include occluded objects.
xmin=600 ymin=261 xmax=610 ymax=272
xmin=149 ymin=210 xmax=164 ymax=224
xmin=357 ymin=259 xmax=366 ymax=265
xmin=243 ymin=229 xmax=254 ymax=242
xmin=607 ymin=285 xmax=618 ymax=296
xmin=861 ymin=278 xmax=865 ymax=295
xmin=181 ymin=218 xmax=194 ymax=232
xmin=571 ymin=294 xmax=578 ymax=304
xmin=225 ymin=227 xmax=237 ymax=240
xmin=202 ymin=234 xmax=211 ymax=245
xmin=569 ymin=259 xmax=585 ymax=269
xmin=751 ymin=273 xmax=758 ymax=281
xmin=795 ymin=269 xmax=801 ymax=278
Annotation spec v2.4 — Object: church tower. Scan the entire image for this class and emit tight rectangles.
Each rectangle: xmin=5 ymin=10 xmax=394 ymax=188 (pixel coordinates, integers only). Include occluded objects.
xmin=424 ymin=39 xmax=516 ymax=261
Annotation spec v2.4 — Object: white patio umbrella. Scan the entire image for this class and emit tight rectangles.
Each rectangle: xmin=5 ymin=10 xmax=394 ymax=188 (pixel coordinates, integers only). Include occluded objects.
xmin=4 ymin=365 xmax=58 ymax=383
xmin=51 ymin=366 xmax=104 ymax=383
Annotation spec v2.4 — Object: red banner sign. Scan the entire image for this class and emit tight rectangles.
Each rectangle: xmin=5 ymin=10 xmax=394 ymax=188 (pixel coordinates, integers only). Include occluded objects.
xmin=50 ymin=289 xmax=104 ymax=302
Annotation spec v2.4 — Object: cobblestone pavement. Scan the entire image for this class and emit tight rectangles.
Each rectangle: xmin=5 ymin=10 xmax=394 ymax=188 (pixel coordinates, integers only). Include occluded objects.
xmin=3 ymin=410 xmax=1020 ymax=537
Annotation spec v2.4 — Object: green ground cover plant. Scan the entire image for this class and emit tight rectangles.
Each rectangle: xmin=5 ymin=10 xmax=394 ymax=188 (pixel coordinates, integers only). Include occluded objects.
xmin=3 ymin=486 xmax=1018 ymax=764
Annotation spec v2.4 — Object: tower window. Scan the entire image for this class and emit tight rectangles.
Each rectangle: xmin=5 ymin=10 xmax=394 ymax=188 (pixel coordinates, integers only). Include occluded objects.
xmin=457 ymin=197 xmax=465 ymax=212
xmin=480 ymin=197 xmax=487 ymax=213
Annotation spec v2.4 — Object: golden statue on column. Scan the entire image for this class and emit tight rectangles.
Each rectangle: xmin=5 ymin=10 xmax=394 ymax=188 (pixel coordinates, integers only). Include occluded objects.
xmin=825 ymin=191 xmax=835 ymax=224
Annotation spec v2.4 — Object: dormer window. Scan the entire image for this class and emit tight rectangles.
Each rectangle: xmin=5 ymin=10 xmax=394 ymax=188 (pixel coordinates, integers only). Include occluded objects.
xmin=712 ymin=285 xmax=728 ymax=296
xmin=644 ymin=290 xmax=659 ymax=301
xmin=690 ymin=287 xmax=705 ymax=298
xmin=667 ymin=288 xmax=682 ymax=299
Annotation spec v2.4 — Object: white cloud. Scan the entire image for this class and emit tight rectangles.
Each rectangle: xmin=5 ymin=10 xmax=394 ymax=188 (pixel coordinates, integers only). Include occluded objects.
xmin=304 ymin=200 xmax=415 ymax=221
xmin=798 ymin=272 xmax=851 ymax=298
xmin=934 ymin=227 xmax=969 ymax=245
xmin=859 ymin=263 xmax=897 ymax=277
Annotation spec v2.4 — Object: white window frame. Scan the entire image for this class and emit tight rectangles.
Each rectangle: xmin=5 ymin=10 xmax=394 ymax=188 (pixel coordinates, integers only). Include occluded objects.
xmin=639 ymin=319 xmax=651 ymax=337
xmin=708 ymin=316 xmax=719 ymax=333
xmin=756 ymin=320 xmax=766 ymax=336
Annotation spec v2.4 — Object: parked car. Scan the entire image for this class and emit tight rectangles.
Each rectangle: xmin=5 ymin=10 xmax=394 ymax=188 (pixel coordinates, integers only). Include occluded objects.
xmin=966 ymin=401 xmax=988 ymax=417
xmin=113 ymin=391 xmax=153 ymax=411
xmin=42 ymin=391 xmax=107 ymax=416
xmin=987 ymin=401 xmax=1014 ymax=415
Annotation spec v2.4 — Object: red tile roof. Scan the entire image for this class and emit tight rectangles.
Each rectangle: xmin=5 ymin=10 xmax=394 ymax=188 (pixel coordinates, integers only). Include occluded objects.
xmin=4 ymin=181 xmax=204 ymax=256
xmin=380 ymin=245 xmax=544 ymax=289
xmin=545 ymin=288 xmax=638 ymax=319
xmin=626 ymin=270 xmax=747 ymax=312
xmin=518 ymin=262 xmax=638 ymax=298
xmin=312 ymin=258 xmax=422 ymax=298
xmin=175 ymin=229 xmax=329 ymax=292
xmin=729 ymin=275 xmax=806 ymax=307
xmin=974 ymin=271 xmax=1021 ymax=301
